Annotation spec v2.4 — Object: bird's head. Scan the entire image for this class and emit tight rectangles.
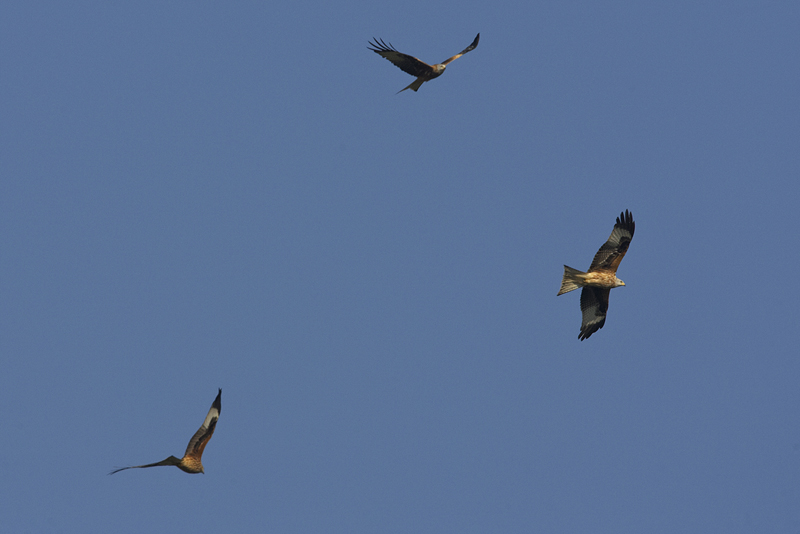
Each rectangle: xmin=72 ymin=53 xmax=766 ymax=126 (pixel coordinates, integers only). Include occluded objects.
xmin=615 ymin=278 xmax=626 ymax=287
xmin=433 ymin=64 xmax=446 ymax=74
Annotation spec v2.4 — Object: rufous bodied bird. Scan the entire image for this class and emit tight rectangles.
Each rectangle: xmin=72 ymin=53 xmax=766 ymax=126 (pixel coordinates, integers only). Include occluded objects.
xmin=109 ymin=389 xmax=221 ymax=475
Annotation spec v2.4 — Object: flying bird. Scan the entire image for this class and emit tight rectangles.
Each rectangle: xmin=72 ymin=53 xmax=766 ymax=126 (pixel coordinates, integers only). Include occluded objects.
xmin=557 ymin=211 xmax=635 ymax=340
xmin=109 ymin=389 xmax=222 ymax=475
xmin=368 ymin=33 xmax=480 ymax=93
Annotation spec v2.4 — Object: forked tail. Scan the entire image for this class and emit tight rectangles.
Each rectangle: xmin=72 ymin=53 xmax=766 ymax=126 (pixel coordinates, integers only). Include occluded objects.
xmin=557 ymin=265 xmax=586 ymax=295
xmin=397 ymin=77 xmax=425 ymax=93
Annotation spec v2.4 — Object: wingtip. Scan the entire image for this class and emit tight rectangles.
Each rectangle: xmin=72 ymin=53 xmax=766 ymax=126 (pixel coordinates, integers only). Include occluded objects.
xmin=368 ymin=37 xmax=396 ymax=53
xmin=213 ymin=389 xmax=222 ymax=413
xmin=615 ymin=209 xmax=634 ymax=233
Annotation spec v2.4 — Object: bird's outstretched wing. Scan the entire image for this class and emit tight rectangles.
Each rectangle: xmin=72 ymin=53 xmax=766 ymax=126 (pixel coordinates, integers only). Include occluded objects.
xmin=183 ymin=388 xmax=222 ymax=461
xmin=109 ymin=456 xmax=182 ymax=475
xmin=579 ymin=287 xmax=610 ymax=340
xmin=588 ymin=210 xmax=635 ymax=273
xmin=368 ymin=38 xmax=434 ymax=78
xmin=441 ymin=33 xmax=480 ymax=66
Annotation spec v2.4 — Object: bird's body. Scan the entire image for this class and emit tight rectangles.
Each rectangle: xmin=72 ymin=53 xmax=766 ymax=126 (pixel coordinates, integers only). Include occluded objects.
xmin=109 ymin=389 xmax=221 ymax=475
xmin=368 ymin=34 xmax=480 ymax=93
xmin=560 ymin=268 xmax=625 ymax=293
xmin=558 ymin=211 xmax=635 ymax=340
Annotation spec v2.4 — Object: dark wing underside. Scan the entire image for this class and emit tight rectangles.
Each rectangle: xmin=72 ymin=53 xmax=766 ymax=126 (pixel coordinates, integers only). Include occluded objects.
xmin=588 ymin=210 xmax=635 ymax=273
xmin=368 ymin=38 xmax=434 ymax=78
xmin=440 ymin=33 xmax=480 ymax=65
xmin=108 ymin=456 xmax=182 ymax=475
xmin=579 ymin=287 xmax=610 ymax=340
xmin=184 ymin=389 xmax=222 ymax=459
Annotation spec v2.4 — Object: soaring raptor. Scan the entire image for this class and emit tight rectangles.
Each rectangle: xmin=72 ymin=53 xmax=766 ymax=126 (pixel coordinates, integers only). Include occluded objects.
xmin=368 ymin=34 xmax=480 ymax=93
xmin=558 ymin=211 xmax=635 ymax=340
xmin=109 ymin=389 xmax=222 ymax=474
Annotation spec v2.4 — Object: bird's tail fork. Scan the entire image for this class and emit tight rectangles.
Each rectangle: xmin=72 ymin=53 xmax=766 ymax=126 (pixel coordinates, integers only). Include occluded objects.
xmin=557 ymin=265 xmax=585 ymax=295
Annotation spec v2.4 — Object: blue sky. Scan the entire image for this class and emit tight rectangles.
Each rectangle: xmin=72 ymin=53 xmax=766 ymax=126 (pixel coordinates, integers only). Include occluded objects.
xmin=2 ymin=1 xmax=799 ymax=532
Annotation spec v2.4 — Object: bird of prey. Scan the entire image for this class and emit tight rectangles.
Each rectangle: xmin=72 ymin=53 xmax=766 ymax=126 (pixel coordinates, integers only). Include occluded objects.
xmin=109 ymin=389 xmax=222 ymax=475
xmin=368 ymin=33 xmax=480 ymax=93
xmin=557 ymin=211 xmax=635 ymax=340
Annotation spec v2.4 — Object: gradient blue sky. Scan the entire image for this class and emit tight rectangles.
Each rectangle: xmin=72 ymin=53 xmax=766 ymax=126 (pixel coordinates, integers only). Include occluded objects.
xmin=3 ymin=1 xmax=799 ymax=532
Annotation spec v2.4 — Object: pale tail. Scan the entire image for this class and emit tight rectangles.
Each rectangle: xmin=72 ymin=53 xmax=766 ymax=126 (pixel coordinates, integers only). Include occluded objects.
xmin=398 ymin=77 xmax=425 ymax=93
xmin=557 ymin=265 xmax=586 ymax=295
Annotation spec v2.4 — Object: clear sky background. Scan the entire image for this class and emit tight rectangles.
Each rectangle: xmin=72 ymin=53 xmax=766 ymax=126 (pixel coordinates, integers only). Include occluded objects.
xmin=2 ymin=1 xmax=799 ymax=532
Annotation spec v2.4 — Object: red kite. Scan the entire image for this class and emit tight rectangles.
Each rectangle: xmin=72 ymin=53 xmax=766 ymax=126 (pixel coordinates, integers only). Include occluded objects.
xmin=368 ymin=34 xmax=480 ymax=93
xmin=558 ymin=211 xmax=635 ymax=340
xmin=109 ymin=389 xmax=221 ymax=475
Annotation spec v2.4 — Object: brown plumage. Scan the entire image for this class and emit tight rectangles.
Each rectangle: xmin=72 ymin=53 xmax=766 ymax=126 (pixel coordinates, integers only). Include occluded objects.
xmin=109 ymin=389 xmax=221 ymax=475
xmin=368 ymin=34 xmax=480 ymax=93
xmin=557 ymin=211 xmax=635 ymax=340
